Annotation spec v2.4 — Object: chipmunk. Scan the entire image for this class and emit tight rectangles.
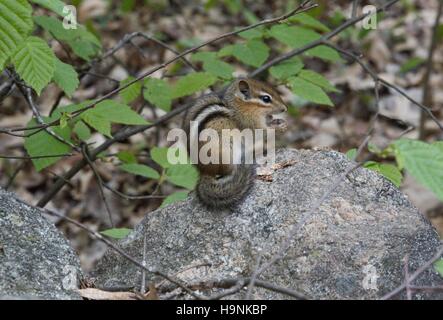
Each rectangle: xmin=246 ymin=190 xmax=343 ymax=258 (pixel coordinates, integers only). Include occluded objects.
xmin=184 ymin=78 xmax=288 ymax=209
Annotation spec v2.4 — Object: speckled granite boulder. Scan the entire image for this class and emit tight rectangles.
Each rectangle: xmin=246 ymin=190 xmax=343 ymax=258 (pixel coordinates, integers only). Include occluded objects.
xmin=93 ymin=149 xmax=442 ymax=299
xmin=0 ymin=188 xmax=82 ymax=299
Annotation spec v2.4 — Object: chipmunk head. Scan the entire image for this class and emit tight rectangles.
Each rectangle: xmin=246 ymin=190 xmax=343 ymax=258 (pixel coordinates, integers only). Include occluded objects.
xmin=224 ymin=78 xmax=288 ymax=132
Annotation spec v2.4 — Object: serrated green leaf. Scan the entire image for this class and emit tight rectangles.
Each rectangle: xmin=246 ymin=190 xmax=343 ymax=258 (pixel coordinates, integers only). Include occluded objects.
xmin=394 ymin=139 xmax=443 ymax=201
xmin=160 ymin=191 xmax=189 ymax=208
xmin=24 ymin=118 xmax=73 ymax=171
xmin=151 ymin=147 xmax=172 ymax=169
xmin=192 ymin=52 xmax=234 ymax=80
xmin=238 ymin=27 xmax=264 ymax=39
xmin=0 ymin=0 xmax=33 ymax=69
xmin=120 ymin=163 xmax=160 ymax=179
xmin=34 ymin=15 xmax=72 ymax=41
xmin=192 ymin=52 xmax=217 ymax=62
xmin=117 ymin=151 xmax=137 ymax=164
xmin=119 ymin=76 xmax=141 ymax=104
xmin=365 ymin=162 xmax=403 ymax=187
xmin=30 ymin=0 xmax=67 ymax=16
xmin=100 ymin=228 xmax=132 ymax=239
xmin=217 ymin=45 xmax=235 ymax=58
xmin=298 ymin=70 xmax=340 ymax=93
xmin=93 ymin=100 xmax=149 ymax=125
xmin=73 ymin=120 xmax=91 ymax=141
xmin=171 ymin=72 xmax=217 ymax=98
xmin=82 ymin=111 xmax=111 ymax=137
xmin=306 ymin=45 xmax=342 ymax=62
xmin=269 ymin=57 xmax=304 ymax=80
xmin=12 ymin=37 xmax=56 ymax=95
xmin=166 ymin=164 xmax=199 ymax=190
xmin=288 ymin=13 xmax=330 ymax=32
xmin=232 ymin=40 xmax=269 ymax=67
xmin=143 ymin=78 xmax=172 ymax=111
xmin=269 ymin=25 xmax=320 ymax=48
xmin=81 ymin=100 xmax=148 ymax=137
xmin=434 ymin=260 xmax=443 ymax=278
xmin=34 ymin=15 xmax=101 ymax=61
xmin=288 ymin=77 xmax=333 ymax=106
xmin=53 ymin=58 xmax=79 ymax=97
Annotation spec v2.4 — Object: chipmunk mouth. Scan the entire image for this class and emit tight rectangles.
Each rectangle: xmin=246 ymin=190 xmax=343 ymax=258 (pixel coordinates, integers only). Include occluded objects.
xmin=266 ymin=113 xmax=287 ymax=131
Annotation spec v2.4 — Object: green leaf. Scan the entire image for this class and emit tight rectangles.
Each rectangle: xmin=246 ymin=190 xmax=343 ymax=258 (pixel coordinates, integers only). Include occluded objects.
xmin=171 ymin=72 xmax=217 ymax=98
xmin=100 ymin=228 xmax=132 ymax=239
xmin=92 ymin=100 xmax=149 ymax=125
xmin=82 ymin=111 xmax=111 ymax=137
xmin=166 ymin=164 xmax=199 ymax=190
xmin=393 ymin=139 xmax=443 ymax=201
xmin=400 ymin=57 xmax=425 ymax=73
xmin=120 ymin=163 xmax=160 ymax=179
xmin=217 ymin=45 xmax=235 ymax=58
xmin=0 ymin=0 xmax=33 ymax=69
xmin=232 ymin=40 xmax=269 ymax=67
xmin=298 ymin=70 xmax=340 ymax=93
xmin=34 ymin=16 xmax=101 ymax=61
xmin=346 ymin=148 xmax=357 ymax=160
xmin=160 ymin=191 xmax=189 ymax=208
xmin=30 ymin=0 xmax=67 ymax=16
xmin=117 ymin=151 xmax=137 ymax=164
xmin=53 ymin=58 xmax=79 ymax=97
xmin=433 ymin=141 xmax=443 ymax=153
xmin=288 ymin=77 xmax=334 ymax=106
xmin=73 ymin=120 xmax=91 ymax=141
xmin=288 ymin=12 xmax=330 ymax=32
xmin=203 ymin=59 xmax=234 ymax=80
xmin=269 ymin=25 xmax=320 ymax=48
xmin=151 ymin=147 xmax=172 ymax=169
xmin=192 ymin=52 xmax=234 ymax=79
xmin=143 ymin=78 xmax=172 ymax=111
xmin=364 ymin=162 xmax=403 ymax=187
xmin=269 ymin=57 xmax=304 ymax=80
xmin=24 ymin=118 xmax=73 ymax=171
xmin=306 ymin=45 xmax=342 ymax=62
xmin=81 ymin=100 xmax=148 ymax=137
xmin=434 ymin=259 xmax=443 ymax=278
xmin=12 ymin=37 xmax=56 ymax=95
xmin=119 ymin=76 xmax=141 ymax=104
xmin=238 ymin=27 xmax=264 ymax=40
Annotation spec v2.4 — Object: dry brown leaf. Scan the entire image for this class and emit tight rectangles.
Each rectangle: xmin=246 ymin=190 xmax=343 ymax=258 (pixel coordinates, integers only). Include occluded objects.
xmin=79 ymin=288 xmax=138 ymax=300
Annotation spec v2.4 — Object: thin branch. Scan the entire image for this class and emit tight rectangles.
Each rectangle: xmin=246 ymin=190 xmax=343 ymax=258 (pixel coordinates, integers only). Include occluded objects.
xmin=250 ymin=0 xmax=400 ymax=77
xmin=381 ymin=245 xmax=443 ymax=300
xmin=81 ymin=144 xmax=114 ymax=227
xmin=324 ymin=41 xmax=443 ymax=132
xmin=43 ymin=208 xmax=207 ymax=300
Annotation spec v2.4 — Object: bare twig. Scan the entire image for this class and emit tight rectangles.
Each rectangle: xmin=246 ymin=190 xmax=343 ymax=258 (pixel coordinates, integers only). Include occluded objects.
xmin=81 ymin=144 xmax=114 ymax=227
xmin=381 ymin=245 xmax=443 ymax=300
xmin=250 ymin=0 xmax=400 ymax=77
xmin=43 ymin=208 xmax=207 ymax=300
xmin=324 ymin=41 xmax=443 ymax=132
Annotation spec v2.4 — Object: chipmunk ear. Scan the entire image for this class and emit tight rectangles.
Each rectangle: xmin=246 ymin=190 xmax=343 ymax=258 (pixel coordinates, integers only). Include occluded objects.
xmin=238 ymin=80 xmax=251 ymax=100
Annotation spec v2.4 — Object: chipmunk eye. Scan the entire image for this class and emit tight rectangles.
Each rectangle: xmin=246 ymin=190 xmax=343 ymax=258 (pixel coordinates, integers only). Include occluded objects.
xmin=260 ymin=95 xmax=272 ymax=103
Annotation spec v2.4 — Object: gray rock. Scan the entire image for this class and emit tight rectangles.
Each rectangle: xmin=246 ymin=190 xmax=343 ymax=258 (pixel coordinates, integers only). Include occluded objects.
xmin=93 ymin=149 xmax=443 ymax=299
xmin=0 ymin=188 xmax=82 ymax=300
